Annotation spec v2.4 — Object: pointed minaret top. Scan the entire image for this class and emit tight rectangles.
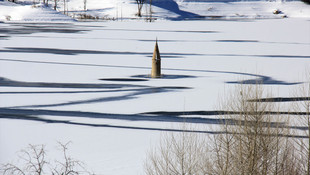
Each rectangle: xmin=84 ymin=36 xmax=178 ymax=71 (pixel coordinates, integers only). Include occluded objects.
xmin=151 ymin=38 xmax=161 ymax=78
xmin=153 ymin=38 xmax=160 ymax=60
xmin=155 ymin=38 xmax=158 ymax=51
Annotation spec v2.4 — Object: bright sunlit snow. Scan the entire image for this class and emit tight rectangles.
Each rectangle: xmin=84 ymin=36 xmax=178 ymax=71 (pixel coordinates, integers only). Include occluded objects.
xmin=1 ymin=0 xmax=310 ymax=21
xmin=1 ymin=0 xmax=310 ymax=174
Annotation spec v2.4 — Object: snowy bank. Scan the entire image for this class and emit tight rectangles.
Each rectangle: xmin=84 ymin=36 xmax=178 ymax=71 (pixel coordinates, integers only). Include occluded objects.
xmin=0 ymin=1 xmax=75 ymax=22
xmin=0 ymin=0 xmax=310 ymax=22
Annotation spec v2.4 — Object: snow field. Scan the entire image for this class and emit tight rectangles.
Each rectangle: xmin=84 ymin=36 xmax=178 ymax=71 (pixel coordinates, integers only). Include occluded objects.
xmin=0 ymin=18 xmax=310 ymax=174
xmin=1 ymin=0 xmax=310 ymax=22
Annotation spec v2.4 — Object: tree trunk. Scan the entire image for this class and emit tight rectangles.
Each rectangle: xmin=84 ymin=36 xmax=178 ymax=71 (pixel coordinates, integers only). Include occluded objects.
xmin=54 ymin=0 xmax=57 ymax=10
xmin=84 ymin=0 xmax=87 ymax=11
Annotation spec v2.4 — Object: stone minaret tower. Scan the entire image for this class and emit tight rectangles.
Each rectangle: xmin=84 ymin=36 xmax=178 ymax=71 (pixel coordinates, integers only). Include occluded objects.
xmin=151 ymin=39 xmax=161 ymax=78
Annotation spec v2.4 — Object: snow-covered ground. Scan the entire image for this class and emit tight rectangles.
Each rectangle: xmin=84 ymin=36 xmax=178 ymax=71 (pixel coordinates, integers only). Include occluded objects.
xmin=0 ymin=0 xmax=75 ymax=22
xmin=1 ymin=18 xmax=310 ymax=174
xmin=0 ymin=0 xmax=310 ymax=22
xmin=0 ymin=0 xmax=310 ymax=174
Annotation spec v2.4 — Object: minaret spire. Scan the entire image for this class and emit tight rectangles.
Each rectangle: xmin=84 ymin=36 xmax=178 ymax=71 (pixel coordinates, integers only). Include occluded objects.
xmin=151 ymin=39 xmax=161 ymax=78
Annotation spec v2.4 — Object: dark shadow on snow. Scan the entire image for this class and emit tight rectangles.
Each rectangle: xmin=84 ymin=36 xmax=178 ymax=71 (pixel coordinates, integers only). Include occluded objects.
xmin=0 ymin=77 xmax=147 ymax=89
xmin=0 ymin=36 xmax=9 ymax=40
xmin=135 ymin=39 xmax=309 ymax=46
xmin=0 ymin=113 xmax=224 ymax=134
xmin=0 ymin=88 xmax=146 ymax=94
xmin=0 ymin=109 xmax=307 ymax=137
xmin=141 ymin=110 xmax=310 ymax=132
xmin=99 ymin=78 xmax=149 ymax=82
xmin=0 ymin=47 xmax=203 ymax=56
xmin=226 ymin=76 xmax=302 ymax=85
xmin=132 ymin=74 xmax=197 ymax=79
xmin=1 ymin=48 xmax=309 ymax=59
xmin=215 ymin=39 xmax=259 ymax=43
xmin=214 ymin=40 xmax=310 ymax=45
xmin=0 ymin=108 xmax=235 ymax=124
xmin=0 ymin=26 xmax=88 ymax=35
xmin=248 ymin=97 xmax=310 ymax=102
xmin=10 ymin=86 xmax=190 ymax=108
xmin=142 ymin=110 xmax=310 ymax=117
xmin=99 ymin=28 xmax=217 ymax=34
xmin=148 ymin=0 xmax=202 ymax=20
xmin=0 ymin=58 xmax=300 ymax=85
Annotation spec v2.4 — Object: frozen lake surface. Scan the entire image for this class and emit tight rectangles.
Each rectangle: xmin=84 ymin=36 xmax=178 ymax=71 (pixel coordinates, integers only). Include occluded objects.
xmin=0 ymin=18 xmax=310 ymax=174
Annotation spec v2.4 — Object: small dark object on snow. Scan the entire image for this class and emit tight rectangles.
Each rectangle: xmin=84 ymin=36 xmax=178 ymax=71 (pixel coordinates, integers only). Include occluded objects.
xmin=273 ymin=9 xmax=282 ymax=14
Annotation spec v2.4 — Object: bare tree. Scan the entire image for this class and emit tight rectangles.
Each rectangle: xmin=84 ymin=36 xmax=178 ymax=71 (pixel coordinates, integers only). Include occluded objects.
xmin=292 ymin=74 xmax=310 ymax=174
xmin=63 ymin=0 xmax=67 ymax=15
xmin=52 ymin=142 xmax=89 ymax=175
xmin=2 ymin=144 xmax=47 ymax=175
xmin=1 ymin=142 xmax=93 ymax=175
xmin=145 ymin=83 xmax=299 ymax=175
xmin=144 ymin=126 xmax=211 ymax=175
xmin=146 ymin=0 xmax=154 ymax=22
xmin=214 ymin=84 xmax=297 ymax=175
xmin=83 ymin=0 xmax=87 ymax=11
xmin=136 ymin=0 xmax=145 ymax=17
xmin=54 ymin=0 xmax=57 ymax=10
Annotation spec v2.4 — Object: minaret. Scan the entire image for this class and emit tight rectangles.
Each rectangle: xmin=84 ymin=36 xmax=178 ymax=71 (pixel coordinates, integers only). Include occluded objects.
xmin=151 ymin=39 xmax=161 ymax=78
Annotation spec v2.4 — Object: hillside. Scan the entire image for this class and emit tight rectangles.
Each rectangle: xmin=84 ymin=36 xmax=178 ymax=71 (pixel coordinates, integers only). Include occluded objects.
xmin=0 ymin=1 xmax=75 ymax=22
xmin=0 ymin=0 xmax=309 ymax=22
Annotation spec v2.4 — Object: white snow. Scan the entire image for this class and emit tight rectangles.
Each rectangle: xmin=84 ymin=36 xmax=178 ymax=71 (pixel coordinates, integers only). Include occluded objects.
xmin=1 ymin=18 xmax=310 ymax=174
xmin=177 ymin=1 xmax=310 ymax=19
xmin=0 ymin=0 xmax=310 ymax=22
xmin=0 ymin=1 xmax=75 ymax=22
xmin=0 ymin=0 xmax=310 ymax=174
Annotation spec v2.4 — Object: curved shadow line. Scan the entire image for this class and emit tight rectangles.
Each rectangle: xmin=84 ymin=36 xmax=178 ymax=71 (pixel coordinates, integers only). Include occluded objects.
xmin=3 ymin=47 xmax=309 ymax=58
xmin=214 ymin=40 xmax=310 ymax=46
xmin=0 ymin=28 xmax=88 ymax=35
xmin=0 ymin=108 xmax=237 ymax=124
xmin=0 ymin=89 xmax=141 ymax=94
xmin=0 ymin=112 xmax=307 ymax=138
xmin=0 ymin=58 xmax=289 ymax=85
xmin=0 ymin=114 xmax=222 ymax=134
xmin=9 ymin=87 xmax=188 ymax=108
xmin=142 ymin=110 xmax=310 ymax=117
xmin=226 ymin=76 xmax=302 ymax=85
xmin=98 ymin=28 xmax=216 ymax=34
xmin=248 ymin=97 xmax=310 ymax=102
xmin=0 ymin=77 xmax=148 ymax=89
xmin=0 ymin=58 xmax=300 ymax=85
xmin=142 ymin=110 xmax=310 ymax=131
xmin=13 ymin=36 xmax=309 ymax=46
xmin=0 ymin=108 xmax=305 ymax=130
xmin=1 ymin=47 xmax=203 ymax=56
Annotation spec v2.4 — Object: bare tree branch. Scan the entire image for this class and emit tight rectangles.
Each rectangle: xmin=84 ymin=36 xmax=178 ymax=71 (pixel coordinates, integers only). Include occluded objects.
xmin=1 ymin=142 xmax=94 ymax=175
